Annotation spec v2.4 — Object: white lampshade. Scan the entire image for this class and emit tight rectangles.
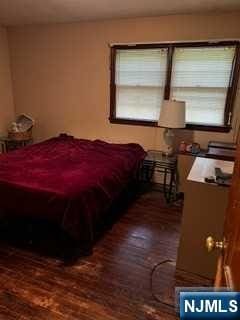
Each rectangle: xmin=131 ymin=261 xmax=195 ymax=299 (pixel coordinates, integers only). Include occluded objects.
xmin=158 ymin=100 xmax=186 ymax=128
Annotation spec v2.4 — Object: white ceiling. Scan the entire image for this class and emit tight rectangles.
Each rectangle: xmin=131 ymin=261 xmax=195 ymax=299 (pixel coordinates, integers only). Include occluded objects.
xmin=0 ymin=0 xmax=240 ymax=26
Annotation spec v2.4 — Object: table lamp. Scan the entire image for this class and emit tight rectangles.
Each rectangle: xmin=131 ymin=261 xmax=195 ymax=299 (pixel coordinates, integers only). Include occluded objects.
xmin=158 ymin=100 xmax=186 ymax=156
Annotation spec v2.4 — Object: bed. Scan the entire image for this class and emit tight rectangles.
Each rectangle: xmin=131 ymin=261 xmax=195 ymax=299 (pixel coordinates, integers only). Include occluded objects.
xmin=0 ymin=134 xmax=146 ymax=254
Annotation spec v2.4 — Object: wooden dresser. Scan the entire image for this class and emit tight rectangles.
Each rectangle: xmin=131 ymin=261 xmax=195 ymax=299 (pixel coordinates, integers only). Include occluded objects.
xmin=177 ymin=157 xmax=234 ymax=279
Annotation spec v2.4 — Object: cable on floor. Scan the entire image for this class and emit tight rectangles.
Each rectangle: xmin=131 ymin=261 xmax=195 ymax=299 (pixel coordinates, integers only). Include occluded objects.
xmin=150 ymin=259 xmax=176 ymax=308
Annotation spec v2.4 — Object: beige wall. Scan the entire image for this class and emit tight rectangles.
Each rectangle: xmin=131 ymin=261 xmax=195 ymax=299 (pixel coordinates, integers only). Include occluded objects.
xmin=0 ymin=27 xmax=15 ymax=134
xmin=7 ymin=12 xmax=240 ymax=150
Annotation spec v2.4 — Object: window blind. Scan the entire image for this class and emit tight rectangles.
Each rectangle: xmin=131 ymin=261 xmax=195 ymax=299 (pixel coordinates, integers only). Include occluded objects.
xmin=170 ymin=46 xmax=236 ymax=125
xmin=115 ymin=49 xmax=168 ymax=121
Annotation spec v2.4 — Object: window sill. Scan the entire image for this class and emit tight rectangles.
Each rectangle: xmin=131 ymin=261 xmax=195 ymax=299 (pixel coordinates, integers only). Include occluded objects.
xmin=109 ymin=117 xmax=157 ymax=127
xmin=109 ymin=117 xmax=232 ymax=133
xmin=185 ymin=123 xmax=231 ymax=133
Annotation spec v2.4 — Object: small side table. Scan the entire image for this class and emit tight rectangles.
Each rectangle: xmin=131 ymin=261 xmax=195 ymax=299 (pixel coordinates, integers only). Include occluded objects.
xmin=140 ymin=150 xmax=178 ymax=203
xmin=0 ymin=136 xmax=33 ymax=153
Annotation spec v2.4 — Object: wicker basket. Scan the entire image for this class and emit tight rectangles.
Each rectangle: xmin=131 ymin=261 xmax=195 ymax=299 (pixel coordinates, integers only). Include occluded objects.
xmin=8 ymin=128 xmax=32 ymax=141
xmin=8 ymin=114 xmax=34 ymax=141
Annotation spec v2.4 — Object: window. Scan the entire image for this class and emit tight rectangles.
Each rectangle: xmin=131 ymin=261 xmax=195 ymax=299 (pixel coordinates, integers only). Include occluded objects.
xmin=115 ymin=49 xmax=168 ymax=121
xmin=110 ymin=42 xmax=240 ymax=132
xmin=171 ymin=47 xmax=236 ymax=126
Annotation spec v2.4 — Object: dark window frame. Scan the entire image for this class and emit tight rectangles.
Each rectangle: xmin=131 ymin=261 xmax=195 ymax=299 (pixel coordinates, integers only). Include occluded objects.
xmin=109 ymin=41 xmax=240 ymax=132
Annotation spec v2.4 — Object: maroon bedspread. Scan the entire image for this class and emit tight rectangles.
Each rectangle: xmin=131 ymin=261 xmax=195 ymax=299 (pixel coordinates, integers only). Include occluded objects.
xmin=0 ymin=135 xmax=145 ymax=248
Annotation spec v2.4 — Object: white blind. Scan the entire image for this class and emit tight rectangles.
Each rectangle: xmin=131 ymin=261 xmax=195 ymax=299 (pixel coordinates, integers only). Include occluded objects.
xmin=170 ymin=46 xmax=236 ymax=125
xmin=115 ymin=49 xmax=168 ymax=121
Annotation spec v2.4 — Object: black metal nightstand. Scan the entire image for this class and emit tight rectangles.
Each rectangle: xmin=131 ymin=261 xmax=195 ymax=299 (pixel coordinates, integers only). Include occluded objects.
xmin=140 ymin=150 xmax=178 ymax=203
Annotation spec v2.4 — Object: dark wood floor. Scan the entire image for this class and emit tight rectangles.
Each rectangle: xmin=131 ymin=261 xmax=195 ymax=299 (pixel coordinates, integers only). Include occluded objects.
xmin=0 ymin=191 xmax=211 ymax=320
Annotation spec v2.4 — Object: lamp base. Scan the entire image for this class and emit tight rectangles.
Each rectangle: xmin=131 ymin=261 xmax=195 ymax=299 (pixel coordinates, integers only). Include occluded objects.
xmin=163 ymin=128 xmax=174 ymax=156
